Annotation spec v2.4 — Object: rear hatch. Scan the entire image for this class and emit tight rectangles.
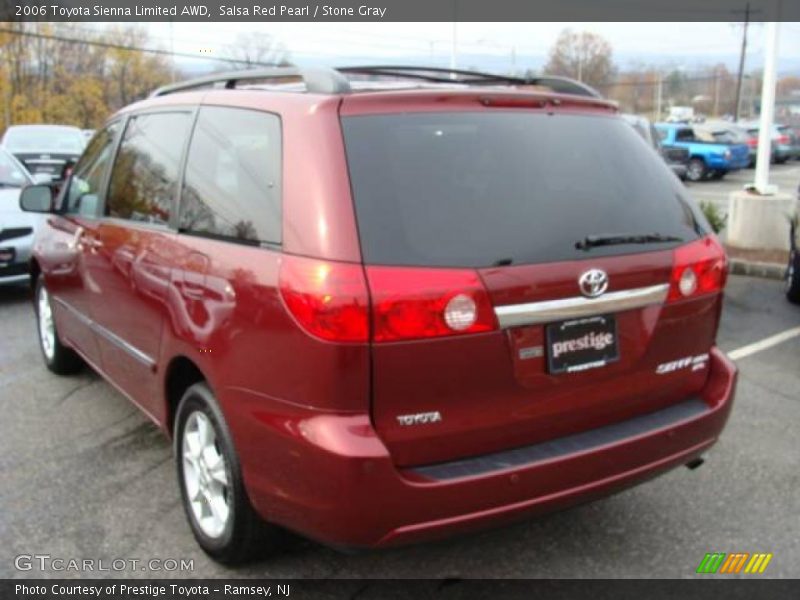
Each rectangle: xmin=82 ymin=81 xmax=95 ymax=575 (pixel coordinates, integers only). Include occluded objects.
xmin=341 ymin=102 xmax=725 ymax=467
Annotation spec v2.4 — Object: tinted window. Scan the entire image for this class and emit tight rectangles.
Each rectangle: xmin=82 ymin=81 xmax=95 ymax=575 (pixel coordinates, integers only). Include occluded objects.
xmin=179 ymin=107 xmax=281 ymax=245
xmin=107 ymin=112 xmax=191 ymax=224
xmin=342 ymin=112 xmax=703 ymax=268
xmin=63 ymin=122 xmax=120 ymax=216
xmin=675 ymin=128 xmax=695 ymax=141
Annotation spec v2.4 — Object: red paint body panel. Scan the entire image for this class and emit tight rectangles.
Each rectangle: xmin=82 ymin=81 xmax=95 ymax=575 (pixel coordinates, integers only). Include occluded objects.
xmin=233 ymin=347 xmax=735 ymax=547
xmin=31 ymin=86 xmax=738 ymax=550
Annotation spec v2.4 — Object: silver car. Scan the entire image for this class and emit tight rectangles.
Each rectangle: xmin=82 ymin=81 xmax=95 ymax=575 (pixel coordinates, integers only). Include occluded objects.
xmin=0 ymin=148 xmax=43 ymax=286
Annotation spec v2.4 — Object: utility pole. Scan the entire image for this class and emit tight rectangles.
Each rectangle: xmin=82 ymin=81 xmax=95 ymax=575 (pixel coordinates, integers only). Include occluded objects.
xmin=733 ymin=2 xmax=750 ymax=121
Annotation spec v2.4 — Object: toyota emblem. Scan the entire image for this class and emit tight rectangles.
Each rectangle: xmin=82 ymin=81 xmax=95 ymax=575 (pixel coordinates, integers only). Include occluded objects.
xmin=578 ymin=269 xmax=609 ymax=298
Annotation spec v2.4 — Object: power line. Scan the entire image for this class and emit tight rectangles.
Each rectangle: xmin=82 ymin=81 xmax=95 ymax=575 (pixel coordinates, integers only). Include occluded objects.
xmin=0 ymin=25 xmax=282 ymax=67
xmin=0 ymin=25 xmax=776 ymax=90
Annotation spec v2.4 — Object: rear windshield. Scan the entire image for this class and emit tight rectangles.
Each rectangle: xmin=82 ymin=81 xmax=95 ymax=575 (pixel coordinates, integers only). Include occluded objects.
xmin=342 ymin=112 xmax=703 ymax=268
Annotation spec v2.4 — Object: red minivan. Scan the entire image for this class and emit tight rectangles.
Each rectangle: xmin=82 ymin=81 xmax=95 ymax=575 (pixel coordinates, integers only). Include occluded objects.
xmin=20 ymin=67 xmax=737 ymax=564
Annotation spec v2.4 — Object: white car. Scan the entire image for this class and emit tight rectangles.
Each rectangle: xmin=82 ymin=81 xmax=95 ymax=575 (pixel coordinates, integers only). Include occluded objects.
xmin=0 ymin=148 xmax=45 ymax=286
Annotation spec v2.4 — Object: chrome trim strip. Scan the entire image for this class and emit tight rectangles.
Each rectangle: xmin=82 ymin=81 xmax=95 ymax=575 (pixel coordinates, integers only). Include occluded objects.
xmin=53 ymin=296 xmax=156 ymax=368
xmin=494 ymin=283 xmax=669 ymax=328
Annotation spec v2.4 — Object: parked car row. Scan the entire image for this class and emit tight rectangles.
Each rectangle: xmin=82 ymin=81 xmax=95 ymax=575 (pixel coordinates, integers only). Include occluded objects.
xmin=622 ymin=114 xmax=689 ymax=180
xmin=739 ymin=121 xmax=800 ymax=164
xmin=0 ymin=147 xmax=43 ymax=286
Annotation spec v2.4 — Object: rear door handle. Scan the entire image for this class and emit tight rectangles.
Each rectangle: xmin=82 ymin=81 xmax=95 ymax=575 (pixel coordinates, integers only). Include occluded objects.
xmin=182 ymin=282 xmax=205 ymax=300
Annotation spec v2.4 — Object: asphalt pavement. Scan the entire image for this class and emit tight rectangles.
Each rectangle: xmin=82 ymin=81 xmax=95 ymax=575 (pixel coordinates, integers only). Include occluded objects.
xmin=1 ymin=271 xmax=798 ymax=579
xmin=688 ymin=160 xmax=800 ymax=220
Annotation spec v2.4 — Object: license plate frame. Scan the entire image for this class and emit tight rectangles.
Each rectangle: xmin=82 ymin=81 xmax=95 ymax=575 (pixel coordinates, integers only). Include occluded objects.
xmin=546 ymin=314 xmax=620 ymax=374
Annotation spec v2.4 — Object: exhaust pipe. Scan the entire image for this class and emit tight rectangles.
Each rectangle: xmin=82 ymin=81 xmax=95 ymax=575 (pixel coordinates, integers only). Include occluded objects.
xmin=685 ymin=455 xmax=706 ymax=470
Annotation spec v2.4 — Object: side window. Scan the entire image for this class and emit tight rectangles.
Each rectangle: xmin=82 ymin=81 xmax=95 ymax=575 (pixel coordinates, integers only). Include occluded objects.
xmin=106 ymin=112 xmax=191 ymax=224
xmin=179 ymin=106 xmax=282 ymax=245
xmin=675 ymin=128 xmax=695 ymax=142
xmin=63 ymin=122 xmax=120 ymax=216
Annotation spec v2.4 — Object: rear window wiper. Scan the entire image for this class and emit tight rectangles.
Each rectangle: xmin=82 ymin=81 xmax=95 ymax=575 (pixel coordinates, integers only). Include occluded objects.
xmin=575 ymin=233 xmax=683 ymax=251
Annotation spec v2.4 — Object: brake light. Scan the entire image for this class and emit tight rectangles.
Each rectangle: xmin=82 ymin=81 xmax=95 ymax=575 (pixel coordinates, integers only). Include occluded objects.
xmin=668 ymin=236 xmax=727 ymax=302
xmin=746 ymin=137 xmax=758 ymax=147
xmin=366 ymin=267 xmax=496 ymax=342
xmin=279 ymin=255 xmax=369 ymax=342
xmin=777 ymin=134 xmax=790 ymax=145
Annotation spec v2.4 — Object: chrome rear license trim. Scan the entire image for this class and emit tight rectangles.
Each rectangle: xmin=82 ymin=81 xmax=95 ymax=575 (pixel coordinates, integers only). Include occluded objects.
xmin=494 ymin=283 xmax=669 ymax=328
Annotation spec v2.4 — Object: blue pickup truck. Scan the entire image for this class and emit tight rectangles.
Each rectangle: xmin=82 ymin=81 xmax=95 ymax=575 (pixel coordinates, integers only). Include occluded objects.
xmin=655 ymin=123 xmax=750 ymax=182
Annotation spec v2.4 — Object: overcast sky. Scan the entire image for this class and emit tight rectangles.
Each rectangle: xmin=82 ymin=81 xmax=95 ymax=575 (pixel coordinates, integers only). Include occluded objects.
xmin=118 ymin=22 xmax=800 ymax=72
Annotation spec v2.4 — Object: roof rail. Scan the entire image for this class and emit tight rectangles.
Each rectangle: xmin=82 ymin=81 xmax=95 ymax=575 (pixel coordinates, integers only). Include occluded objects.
xmin=149 ymin=65 xmax=602 ymax=100
xmin=149 ymin=66 xmax=351 ymax=97
xmin=338 ymin=66 xmax=603 ymax=98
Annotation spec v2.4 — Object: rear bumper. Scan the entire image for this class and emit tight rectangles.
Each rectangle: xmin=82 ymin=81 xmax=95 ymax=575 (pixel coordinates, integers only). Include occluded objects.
xmin=233 ymin=347 xmax=737 ymax=549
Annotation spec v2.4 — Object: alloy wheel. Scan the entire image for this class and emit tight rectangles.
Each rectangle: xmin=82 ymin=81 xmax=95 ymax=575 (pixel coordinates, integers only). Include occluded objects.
xmin=182 ymin=411 xmax=231 ymax=538
xmin=37 ymin=285 xmax=55 ymax=361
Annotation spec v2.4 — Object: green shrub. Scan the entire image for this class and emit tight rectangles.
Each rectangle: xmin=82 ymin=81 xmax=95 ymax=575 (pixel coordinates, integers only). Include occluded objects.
xmin=699 ymin=201 xmax=727 ymax=234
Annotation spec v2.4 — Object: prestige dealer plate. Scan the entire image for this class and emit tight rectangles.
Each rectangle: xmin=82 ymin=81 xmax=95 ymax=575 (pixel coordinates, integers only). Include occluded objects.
xmin=546 ymin=314 xmax=620 ymax=374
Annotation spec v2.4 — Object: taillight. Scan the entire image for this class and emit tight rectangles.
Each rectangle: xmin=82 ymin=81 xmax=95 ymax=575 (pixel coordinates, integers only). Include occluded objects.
xmin=668 ymin=236 xmax=727 ymax=302
xmin=279 ymin=255 xmax=369 ymax=342
xmin=746 ymin=137 xmax=758 ymax=147
xmin=777 ymin=134 xmax=790 ymax=145
xmin=366 ymin=267 xmax=496 ymax=342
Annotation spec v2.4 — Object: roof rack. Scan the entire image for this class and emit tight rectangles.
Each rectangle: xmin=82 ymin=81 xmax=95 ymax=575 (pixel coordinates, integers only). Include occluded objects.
xmin=150 ymin=66 xmax=351 ymax=97
xmin=338 ymin=66 xmax=603 ymax=98
xmin=149 ymin=65 xmax=602 ymax=99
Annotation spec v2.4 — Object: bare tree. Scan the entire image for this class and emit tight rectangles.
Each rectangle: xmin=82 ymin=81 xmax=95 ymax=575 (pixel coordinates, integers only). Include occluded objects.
xmin=543 ymin=29 xmax=615 ymax=90
xmin=223 ymin=32 xmax=291 ymax=69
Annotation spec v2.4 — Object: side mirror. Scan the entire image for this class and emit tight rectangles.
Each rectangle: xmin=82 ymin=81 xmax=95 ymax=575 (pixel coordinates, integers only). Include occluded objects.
xmin=19 ymin=184 xmax=55 ymax=213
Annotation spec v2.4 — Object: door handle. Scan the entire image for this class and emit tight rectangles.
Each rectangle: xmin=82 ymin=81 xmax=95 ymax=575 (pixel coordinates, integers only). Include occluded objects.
xmin=182 ymin=281 xmax=205 ymax=300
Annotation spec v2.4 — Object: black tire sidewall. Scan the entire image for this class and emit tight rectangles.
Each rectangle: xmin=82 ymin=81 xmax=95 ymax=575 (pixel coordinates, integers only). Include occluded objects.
xmin=174 ymin=382 xmax=253 ymax=559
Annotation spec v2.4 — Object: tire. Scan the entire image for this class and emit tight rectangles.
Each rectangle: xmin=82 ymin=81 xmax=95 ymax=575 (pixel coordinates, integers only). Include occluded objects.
xmin=34 ymin=276 xmax=82 ymax=375
xmin=786 ymin=249 xmax=800 ymax=304
xmin=175 ymin=382 xmax=280 ymax=564
xmin=686 ymin=158 xmax=707 ymax=182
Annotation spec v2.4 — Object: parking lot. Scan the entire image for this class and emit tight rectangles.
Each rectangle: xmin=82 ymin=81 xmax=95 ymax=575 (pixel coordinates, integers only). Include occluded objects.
xmin=1 ymin=171 xmax=799 ymax=578
xmin=688 ymin=160 xmax=800 ymax=221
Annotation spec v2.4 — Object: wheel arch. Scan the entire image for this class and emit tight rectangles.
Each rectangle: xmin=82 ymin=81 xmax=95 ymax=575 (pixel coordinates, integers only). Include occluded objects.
xmin=164 ymin=355 xmax=208 ymax=438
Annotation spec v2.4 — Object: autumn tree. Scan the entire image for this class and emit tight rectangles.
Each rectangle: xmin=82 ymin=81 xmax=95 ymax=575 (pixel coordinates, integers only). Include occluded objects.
xmin=223 ymin=32 xmax=291 ymax=69
xmin=543 ymin=29 xmax=615 ymax=90
xmin=1 ymin=23 xmax=174 ymax=131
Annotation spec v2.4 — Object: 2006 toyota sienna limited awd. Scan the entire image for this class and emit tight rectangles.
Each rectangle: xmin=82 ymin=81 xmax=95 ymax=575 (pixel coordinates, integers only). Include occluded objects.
xmin=19 ymin=66 xmax=737 ymax=564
